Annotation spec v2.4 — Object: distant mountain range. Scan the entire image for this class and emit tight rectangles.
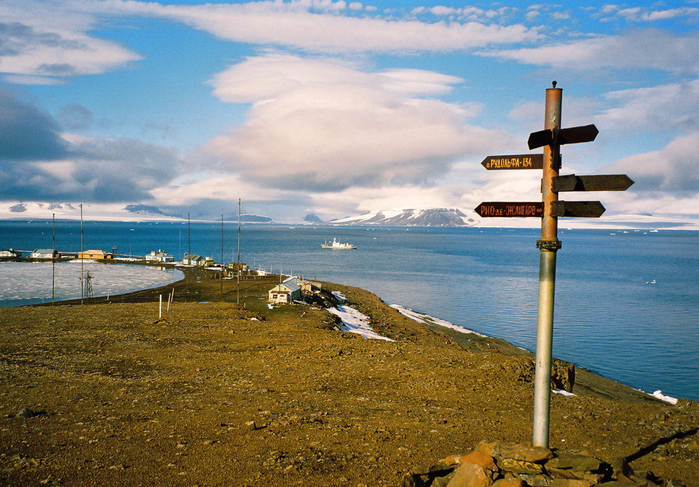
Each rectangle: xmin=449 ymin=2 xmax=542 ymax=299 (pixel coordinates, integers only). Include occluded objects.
xmin=120 ymin=204 xmax=477 ymax=226
xmin=328 ymin=208 xmax=478 ymax=227
xmin=238 ymin=214 xmax=274 ymax=223
xmin=122 ymin=205 xmax=275 ymax=223
xmin=123 ymin=204 xmax=177 ymax=217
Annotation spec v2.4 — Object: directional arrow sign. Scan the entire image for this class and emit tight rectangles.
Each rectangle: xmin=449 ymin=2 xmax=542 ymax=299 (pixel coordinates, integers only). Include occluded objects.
xmin=528 ymin=124 xmax=599 ymax=149
xmin=552 ymin=174 xmax=634 ymax=192
xmin=481 ymin=154 xmax=544 ymax=170
xmin=550 ymin=201 xmax=605 ymax=218
xmin=527 ymin=129 xmax=554 ymax=150
xmin=558 ymin=125 xmax=599 ymax=145
xmin=475 ymin=202 xmax=543 ymax=218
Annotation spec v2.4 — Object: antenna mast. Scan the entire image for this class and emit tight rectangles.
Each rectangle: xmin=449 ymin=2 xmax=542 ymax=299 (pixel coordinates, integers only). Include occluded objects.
xmin=80 ymin=204 xmax=84 ymax=305
xmin=237 ymin=198 xmax=241 ymax=264
xmin=237 ymin=199 xmax=241 ymax=304
xmin=221 ymin=214 xmax=224 ymax=293
xmin=52 ymin=213 xmax=56 ymax=305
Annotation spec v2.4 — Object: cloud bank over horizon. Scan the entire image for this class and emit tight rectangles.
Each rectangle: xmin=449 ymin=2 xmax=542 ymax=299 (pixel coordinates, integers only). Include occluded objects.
xmin=0 ymin=0 xmax=698 ymax=226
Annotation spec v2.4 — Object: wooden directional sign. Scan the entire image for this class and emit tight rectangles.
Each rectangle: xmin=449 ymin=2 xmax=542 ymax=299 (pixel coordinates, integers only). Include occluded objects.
xmin=552 ymin=174 xmax=634 ymax=192
xmin=481 ymin=154 xmax=544 ymax=170
xmin=475 ymin=201 xmax=605 ymax=218
xmin=550 ymin=201 xmax=605 ymax=218
xmin=475 ymin=202 xmax=543 ymax=218
xmin=528 ymin=124 xmax=599 ymax=150
xmin=558 ymin=125 xmax=599 ymax=145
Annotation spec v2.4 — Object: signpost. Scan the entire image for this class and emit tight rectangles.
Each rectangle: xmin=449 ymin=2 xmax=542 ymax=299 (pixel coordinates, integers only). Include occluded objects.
xmin=475 ymin=82 xmax=634 ymax=449
xmin=553 ymin=174 xmax=634 ymax=193
xmin=550 ymin=201 xmax=605 ymax=218
xmin=475 ymin=202 xmax=543 ymax=218
xmin=481 ymin=154 xmax=544 ymax=170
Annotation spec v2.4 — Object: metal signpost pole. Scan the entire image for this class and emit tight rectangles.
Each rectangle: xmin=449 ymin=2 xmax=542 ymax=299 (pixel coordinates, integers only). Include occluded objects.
xmin=476 ymin=82 xmax=630 ymax=448
xmin=532 ymin=84 xmax=562 ymax=448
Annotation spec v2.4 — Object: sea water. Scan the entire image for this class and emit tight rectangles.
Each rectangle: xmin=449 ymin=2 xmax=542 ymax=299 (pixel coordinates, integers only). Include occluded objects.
xmin=0 ymin=220 xmax=697 ymax=401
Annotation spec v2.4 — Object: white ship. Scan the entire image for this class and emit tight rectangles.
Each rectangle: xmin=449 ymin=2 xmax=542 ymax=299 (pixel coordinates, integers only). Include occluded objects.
xmin=321 ymin=238 xmax=357 ymax=250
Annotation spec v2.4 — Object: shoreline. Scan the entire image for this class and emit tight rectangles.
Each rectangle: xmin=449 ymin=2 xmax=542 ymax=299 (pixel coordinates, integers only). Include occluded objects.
xmin=1 ymin=274 xmax=698 ymax=486
xmin=389 ymin=304 xmax=681 ymax=406
xmin=25 ymin=265 xmax=684 ymax=405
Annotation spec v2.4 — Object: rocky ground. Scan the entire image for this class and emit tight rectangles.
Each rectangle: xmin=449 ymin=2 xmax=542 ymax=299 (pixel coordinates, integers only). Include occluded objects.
xmin=0 ymin=268 xmax=697 ymax=486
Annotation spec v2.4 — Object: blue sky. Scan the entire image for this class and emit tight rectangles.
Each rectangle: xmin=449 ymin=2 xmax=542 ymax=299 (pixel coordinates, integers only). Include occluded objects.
xmin=1 ymin=0 xmax=698 ymax=226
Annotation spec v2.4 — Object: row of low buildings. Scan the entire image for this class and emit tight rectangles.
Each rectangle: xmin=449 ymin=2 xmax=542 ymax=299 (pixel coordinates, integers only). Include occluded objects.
xmin=0 ymin=248 xmax=252 ymax=272
xmin=0 ymin=248 xmax=176 ymax=261
xmin=0 ymin=248 xmax=116 ymax=260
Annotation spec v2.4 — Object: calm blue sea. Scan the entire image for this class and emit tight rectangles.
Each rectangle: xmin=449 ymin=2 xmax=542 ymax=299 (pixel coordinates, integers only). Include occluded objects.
xmin=1 ymin=219 xmax=697 ymax=401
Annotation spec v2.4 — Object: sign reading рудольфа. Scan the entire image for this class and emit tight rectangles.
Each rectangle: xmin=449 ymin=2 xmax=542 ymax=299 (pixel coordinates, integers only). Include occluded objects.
xmin=481 ymin=154 xmax=544 ymax=170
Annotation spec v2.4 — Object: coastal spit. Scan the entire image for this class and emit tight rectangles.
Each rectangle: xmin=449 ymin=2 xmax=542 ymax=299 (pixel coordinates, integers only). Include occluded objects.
xmin=0 ymin=268 xmax=697 ymax=486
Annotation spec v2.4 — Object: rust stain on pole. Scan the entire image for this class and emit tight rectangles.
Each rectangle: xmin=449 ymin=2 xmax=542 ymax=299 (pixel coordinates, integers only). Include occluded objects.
xmin=532 ymin=83 xmax=562 ymax=449
xmin=541 ymin=86 xmax=562 ymax=243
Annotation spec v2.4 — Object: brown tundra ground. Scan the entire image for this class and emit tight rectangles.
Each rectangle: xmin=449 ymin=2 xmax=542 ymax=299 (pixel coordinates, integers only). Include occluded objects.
xmin=0 ymin=268 xmax=697 ymax=486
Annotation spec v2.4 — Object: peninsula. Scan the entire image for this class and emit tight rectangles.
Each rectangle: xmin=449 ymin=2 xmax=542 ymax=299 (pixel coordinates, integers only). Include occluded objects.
xmin=1 ymin=268 xmax=697 ymax=486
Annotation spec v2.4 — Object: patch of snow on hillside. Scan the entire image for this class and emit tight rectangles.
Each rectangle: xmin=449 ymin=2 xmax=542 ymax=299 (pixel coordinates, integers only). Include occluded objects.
xmin=391 ymin=304 xmax=486 ymax=337
xmin=327 ymin=304 xmax=394 ymax=341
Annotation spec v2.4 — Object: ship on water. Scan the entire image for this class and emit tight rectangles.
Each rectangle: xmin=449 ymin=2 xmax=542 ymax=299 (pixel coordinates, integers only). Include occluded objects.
xmin=321 ymin=238 xmax=357 ymax=250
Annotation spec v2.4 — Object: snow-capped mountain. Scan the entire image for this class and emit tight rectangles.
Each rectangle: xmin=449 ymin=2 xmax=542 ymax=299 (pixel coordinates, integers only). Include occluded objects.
xmin=328 ymin=208 xmax=478 ymax=227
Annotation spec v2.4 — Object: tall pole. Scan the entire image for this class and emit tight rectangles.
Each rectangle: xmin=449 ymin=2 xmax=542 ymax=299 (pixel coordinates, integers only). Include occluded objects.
xmin=532 ymin=83 xmax=562 ymax=448
xmin=80 ymin=204 xmax=84 ymax=305
xmin=52 ymin=213 xmax=56 ymax=305
xmin=187 ymin=213 xmax=191 ymax=263
xmin=221 ymin=214 xmax=224 ymax=293
xmin=237 ymin=198 xmax=241 ymax=264
xmin=237 ymin=199 xmax=241 ymax=305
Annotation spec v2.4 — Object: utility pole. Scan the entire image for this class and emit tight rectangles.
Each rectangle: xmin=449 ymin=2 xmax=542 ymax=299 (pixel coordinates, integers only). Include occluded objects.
xmin=221 ymin=214 xmax=224 ymax=293
xmin=52 ymin=213 xmax=56 ymax=305
xmin=237 ymin=198 xmax=241 ymax=264
xmin=80 ymin=204 xmax=84 ymax=305
xmin=237 ymin=198 xmax=241 ymax=305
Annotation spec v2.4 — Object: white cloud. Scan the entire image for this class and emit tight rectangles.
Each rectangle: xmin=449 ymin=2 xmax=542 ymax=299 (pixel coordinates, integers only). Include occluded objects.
xmin=597 ymin=80 xmax=699 ymax=133
xmin=0 ymin=1 xmax=142 ymax=82
xmin=378 ymin=69 xmax=468 ymax=96
xmin=525 ymin=10 xmax=540 ymax=21
xmin=1 ymin=74 xmax=67 ymax=85
xmin=209 ymin=54 xmax=465 ymax=102
xmin=105 ymin=0 xmax=541 ymax=53
xmin=430 ymin=6 xmax=457 ymax=16
xmin=643 ymin=8 xmax=699 ymax=22
xmin=202 ymin=55 xmax=503 ymax=192
xmin=487 ymin=29 xmax=699 ymax=75
xmin=606 ymin=132 xmax=699 ymax=193
xmin=611 ymin=6 xmax=699 ymax=22
xmin=150 ymin=174 xmax=295 ymax=206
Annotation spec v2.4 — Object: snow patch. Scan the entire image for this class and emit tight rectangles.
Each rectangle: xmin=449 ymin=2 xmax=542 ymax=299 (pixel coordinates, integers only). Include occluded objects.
xmin=391 ymin=304 xmax=486 ymax=337
xmin=327 ymin=304 xmax=394 ymax=342
xmin=651 ymin=390 xmax=678 ymax=404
